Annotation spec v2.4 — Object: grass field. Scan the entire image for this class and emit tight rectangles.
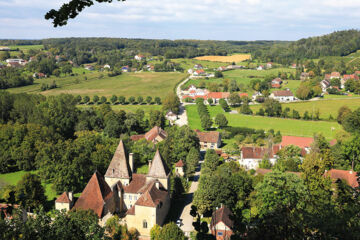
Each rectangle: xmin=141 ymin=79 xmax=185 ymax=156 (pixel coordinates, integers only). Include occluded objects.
xmin=8 ymin=71 xmax=188 ymax=98
xmin=194 ymin=54 xmax=251 ymax=63
xmin=251 ymin=98 xmax=360 ymax=120
xmin=9 ymin=45 xmax=44 ymax=52
xmin=0 ymin=171 xmax=58 ymax=201
xmin=171 ymin=58 xmax=225 ymax=70
xmin=186 ymin=105 xmax=341 ymax=139
xmin=78 ymin=104 xmax=163 ymax=115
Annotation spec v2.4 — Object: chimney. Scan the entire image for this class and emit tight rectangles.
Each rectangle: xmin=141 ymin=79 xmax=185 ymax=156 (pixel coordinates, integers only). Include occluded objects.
xmin=155 ymin=181 xmax=160 ymax=189
xmin=148 ymin=160 xmax=152 ymax=170
xmin=68 ymin=191 xmax=73 ymax=202
xmin=129 ymin=153 xmax=134 ymax=173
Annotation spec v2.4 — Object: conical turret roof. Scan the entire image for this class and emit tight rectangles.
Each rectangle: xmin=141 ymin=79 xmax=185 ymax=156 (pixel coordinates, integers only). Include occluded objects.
xmin=147 ymin=149 xmax=170 ymax=178
xmin=105 ymin=140 xmax=131 ymax=179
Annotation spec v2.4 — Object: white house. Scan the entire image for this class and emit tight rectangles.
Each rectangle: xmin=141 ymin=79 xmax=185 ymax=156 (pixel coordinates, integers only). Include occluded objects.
xmin=194 ymin=64 xmax=203 ymax=69
xmin=193 ymin=69 xmax=206 ymax=76
xmin=84 ymin=65 xmax=95 ymax=71
xmin=0 ymin=47 xmax=10 ymax=51
xmin=257 ymin=65 xmax=264 ymax=71
xmin=320 ymin=79 xmax=331 ymax=92
xmin=134 ymin=54 xmax=145 ymax=61
xmin=195 ymin=130 xmax=221 ymax=151
xmin=104 ymin=64 xmax=111 ymax=69
xmin=252 ymin=92 xmax=263 ymax=101
xmin=188 ymin=69 xmax=194 ymax=74
xmin=266 ymin=62 xmax=273 ymax=68
xmin=269 ymin=90 xmax=295 ymax=102
xmin=165 ymin=111 xmax=177 ymax=122
xmin=239 ymin=146 xmax=279 ymax=170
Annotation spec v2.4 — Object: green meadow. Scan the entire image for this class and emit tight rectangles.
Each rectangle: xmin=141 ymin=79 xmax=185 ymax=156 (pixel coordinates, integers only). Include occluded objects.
xmin=7 ymin=71 xmax=188 ymax=98
xmin=186 ymin=105 xmax=341 ymax=139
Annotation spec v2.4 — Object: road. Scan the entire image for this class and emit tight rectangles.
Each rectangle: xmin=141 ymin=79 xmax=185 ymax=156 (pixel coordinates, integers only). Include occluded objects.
xmin=179 ymin=161 xmax=202 ymax=237
xmin=174 ymin=75 xmax=192 ymax=126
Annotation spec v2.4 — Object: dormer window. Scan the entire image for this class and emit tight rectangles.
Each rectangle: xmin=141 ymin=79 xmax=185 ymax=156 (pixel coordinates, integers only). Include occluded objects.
xmin=112 ymin=168 xmax=115 ymax=174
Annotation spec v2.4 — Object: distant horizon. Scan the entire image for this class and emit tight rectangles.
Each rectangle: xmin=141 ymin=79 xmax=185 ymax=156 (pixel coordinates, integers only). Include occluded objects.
xmin=1 ymin=0 xmax=360 ymax=40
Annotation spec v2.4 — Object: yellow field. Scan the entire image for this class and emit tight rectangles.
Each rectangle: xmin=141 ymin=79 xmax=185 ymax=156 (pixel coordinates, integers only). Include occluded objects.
xmin=194 ymin=54 xmax=251 ymax=63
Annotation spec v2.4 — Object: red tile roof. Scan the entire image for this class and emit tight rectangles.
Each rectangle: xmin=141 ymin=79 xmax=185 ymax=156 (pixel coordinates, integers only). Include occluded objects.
xmin=331 ymin=72 xmax=340 ymax=78
xmin=210 ymin=206 xmax=234 ymax=229
xmin=145 ymin=126 xmax=167 ymax=142
xmin=343 ymin=74 xmax=359 ymax=81
xmin=73 ymin=171 xmax=113 ymax=218
xmin=325 ymin=169 xmax=359 ymax=188
xmin=241 ymin=145 xmax=279 ymax=159
xmin=196 ymin=130 xmax=220 ymax=144
xmin=0 ymin=204 xmax=19 ymax=219
xmin=134 ymin=181 xmax=168 ymax=207
xmin=105 ymin=140 xmax=131 ymax=179
xmin=55 ymin=192 xmax=71 ymax=203
xmin=239 ymin=93 xmax=248 ymax=98
xmin=175 ymin=160 xmax=184 ymax=167
xmin=281 ymin=136 xmax=314 ymax=149
xmin=207 ymin=92 xmax=230 ymax=99
xmin=272 ymin=83 xmax=281 ymax=88
xmin=123 ymin=174 xmax=147 ymax=194
xmin=130 ymin=134 xmax=145 ymax=141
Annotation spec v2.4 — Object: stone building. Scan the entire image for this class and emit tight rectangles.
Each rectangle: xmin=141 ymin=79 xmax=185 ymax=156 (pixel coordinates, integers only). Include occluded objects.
xmin=55 ymin=140 xmax=171 ymax=237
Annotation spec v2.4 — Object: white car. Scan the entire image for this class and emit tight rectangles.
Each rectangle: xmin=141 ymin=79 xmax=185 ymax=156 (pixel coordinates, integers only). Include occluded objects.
xmin=176 ymin=219 xmax=182 ymax=227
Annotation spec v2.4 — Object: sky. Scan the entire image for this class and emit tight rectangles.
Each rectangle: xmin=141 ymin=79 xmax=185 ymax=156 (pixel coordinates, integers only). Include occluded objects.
xmin=0 ymin=0 xmax=360 ymax=40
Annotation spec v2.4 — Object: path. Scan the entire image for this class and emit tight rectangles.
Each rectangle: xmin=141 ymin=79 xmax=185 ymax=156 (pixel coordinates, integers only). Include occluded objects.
xmin=179 ymin=161 xmax=202 ymax=237
xmin=174 ymin=74 xmax=192 ymax=126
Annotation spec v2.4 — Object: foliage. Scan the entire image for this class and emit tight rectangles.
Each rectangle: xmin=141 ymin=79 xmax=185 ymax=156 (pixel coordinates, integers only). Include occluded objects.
xmin=214 ymin=113 xmax=228 ymax=128
xmin=15 ymin=173 xmax=46 ymax=211
xmin=162 ymin=92 xmax=180 ymax=114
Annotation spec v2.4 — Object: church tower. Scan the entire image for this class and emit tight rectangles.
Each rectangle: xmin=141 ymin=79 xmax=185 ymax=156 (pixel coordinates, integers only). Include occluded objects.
xmin=146 ymin=149 xmax=170 ymax=190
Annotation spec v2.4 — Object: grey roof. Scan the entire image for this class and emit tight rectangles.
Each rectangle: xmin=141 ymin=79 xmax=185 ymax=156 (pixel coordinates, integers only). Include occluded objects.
xmin=105 ymin=140 xmax=131 ymax=179
xmin=147 ymin=149 xmax=170 ymax=178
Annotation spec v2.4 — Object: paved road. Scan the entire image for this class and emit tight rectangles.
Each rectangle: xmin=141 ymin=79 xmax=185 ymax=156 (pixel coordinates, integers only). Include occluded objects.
xmin=179 ymin=162 xmax=202 ymax=237
xmin=174 ymin=75 xmax=192 ymax=126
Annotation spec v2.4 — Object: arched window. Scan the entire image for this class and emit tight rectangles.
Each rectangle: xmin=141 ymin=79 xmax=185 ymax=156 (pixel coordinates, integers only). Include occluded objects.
xmin=143 ymin=220 xmax=148 ymax=229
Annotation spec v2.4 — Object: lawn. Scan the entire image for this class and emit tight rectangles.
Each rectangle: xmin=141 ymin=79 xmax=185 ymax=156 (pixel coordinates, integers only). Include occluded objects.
xmin=250 ymin=98 xmax=360 ymax=120
xmin=9 ymin=45 xmax=44 ymax=52
xmin=0 ymin=171 xmax=58 ymax=201
xmin=7 ymin=71 xmax=188 ymax=98
xmin=193 ymin=54 xmax=251 ymax=63
xmin=78 ymin=104 xmax=163 ymax=115
xmin=186 ymin=105 xmax=341 ymax=139
xmin=171 ymin=58 xmax=225 ymax=71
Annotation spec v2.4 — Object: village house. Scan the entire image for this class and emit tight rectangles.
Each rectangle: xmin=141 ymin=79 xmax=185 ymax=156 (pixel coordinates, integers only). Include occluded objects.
xmin=325 ymin=169 xmax=359 ymax=188
xmin=175 ymin=160 xmax=185 ymax=177
xmin=239 ymin=145 xmax=279 ymax=170
xmin=291 ymin=63 xmax=297 ymax=69
xmin=226 ymin=65 xmax=244 ymax=70
xmin=256 ymin=65 xmax=264 ymax=71
xmin=33 ymin=72 xmax=47 ymax=79
xmin=210 ymin=205 xmax=234 ymax=240
xmin=187 ymin=69 xmax=194 ymax=74
xmin=266 ymin=62 xmax=273 ymax=68
xmin=320 ymin=79 xmax=331 ymax=92
xmin=330 ymin=72 xmax=341 ymax=79
xmin=342 ymin=74 xmax=359 ymax=89
xmin=84 ymin=65 xmax=95 ymax=71
xmin=193 ymin=69 xmax=206 ymax=76
xmin=252 ymin=92 xmax=263 ymax=101
xmin=217 ymin=66 xmax=227 ymax=71
xmin=55 ymin=192 xmax=74 ymax=211
xmin=56 ymin=140 xmax=171 ymax=237
xmin=300 ymin=72 xmax=310 ymax=81
xmin=207 ymin=92 xmax=231 ymax=104
xmin=165 ymin=111 xmax=177 ymax=122
xmin=121 ymin=66 xmax=130 ymax=72
xmin=195 ymin=130 xmax=221 ymax=151
xmin=103 ymin=64 xmax=111 ymax=69
xmin=269 ymin=90 xmax=295 ymax=102
xmin=280 ymin=135 xmax=313 ymax=155
xmin=194 ymin=64 xmax=203 ymax=69
xmin=6 ymin=58 xmax=27 ymax=67
xmin=130 ymin=126 xmax=167 ymax=143
xmin=0 ymin=46 xmax=10 ymax=51
xmin=271 ymin=78 xmax=282 ymax=88
xmin=134 ymin=54 xmax=145 ymax=61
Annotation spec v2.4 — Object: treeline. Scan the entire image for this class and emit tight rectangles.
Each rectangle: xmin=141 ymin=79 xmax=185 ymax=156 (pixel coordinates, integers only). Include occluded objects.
xmin=78 ymin=95 xmax=161 ymax=105
xmin=0 ymin=67 xmax=34 ymax=89
xmin=255 ymin=30 xmax=360 ymax=64
xmin=196 ymin=99 xmax=213 ymax=129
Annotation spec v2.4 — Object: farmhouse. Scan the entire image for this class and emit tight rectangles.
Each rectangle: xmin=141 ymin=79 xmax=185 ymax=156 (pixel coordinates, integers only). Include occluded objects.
xmin=194 ymin=64 xmax=203 ymax=69
xmin=257 ymin=65 xmax=264 ymax=70
xmin=320 ymin=79 xmax=331 ymax=92
xmin=84 ymin=65 xmax=95 ymax=71
xmin=271 ymin=78 xmax=282 ymax=88
xmin=134 ymin=54 xmax=145 ymax=61
xmin=6 ymin=58 xmax=26 ymax=66
xmin=269 ymin=90 xmax=295 ymax=102
xmin=300 ymin=72 xmax=310 ymax=81
xmin=33 ymin=72 xmax=47 ymax=79
xmin=193 ymin=69 xmax=206 ymax=76
xmin=195 ymin=130 xmax=221 ymax=151
xmin=130 ymin=126 xmax=167 ymax=143
xmin=217 ymin=66 xmax=227 ymax=71
xmin=291 ymin=63 xmax=297 ymax=69
xmin=280 ymin=135 xmax=313 ymax=155
xmin=210 ymin=205 xmax=234 ymax=240
xmin=330 ymin=72 xmax=341 ymax=79
xmin=239 ymin=145 xmax=279 ymax=170
xmin=207 ymin=92 xmax=231 ymax=103
xmin=325 ymin=169 xmax=358 ymax=188
xmin=266 ymin=62 xmax=273 ymax=68
xmin=56 ymin=140 xmax=171 ymax=237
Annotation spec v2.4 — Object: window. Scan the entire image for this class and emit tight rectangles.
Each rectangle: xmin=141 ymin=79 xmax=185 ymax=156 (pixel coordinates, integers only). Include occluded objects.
xmin=218 ymin=232 xmax=223 ymax=236
xmin=134 ymin=196 xmax=137 ymax=200
xmin=123 ymin=194 xmax=126 ymax=199
xmin=129 ymin=195 xmax=132 ymax=200
xmin=143 ymin=220 xmax=147 ymax=228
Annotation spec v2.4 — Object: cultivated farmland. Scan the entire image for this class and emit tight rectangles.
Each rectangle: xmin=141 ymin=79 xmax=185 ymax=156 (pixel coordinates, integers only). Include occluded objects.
xmin=194 ymin=54 xmax=251 ymax=63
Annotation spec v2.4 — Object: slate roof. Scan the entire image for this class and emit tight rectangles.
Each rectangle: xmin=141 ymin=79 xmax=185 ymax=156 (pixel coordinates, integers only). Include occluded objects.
xmin=196 ymin=130 xmax=220 ymax=144
xmin=210 ymin=206 xmax=234 ymax=229
xmin=55 ymin=192 xmax=71 ymax=203
xmin=105 ymin=140 xmax=131 ymax=179
xmin=134 ymin=181 xmax=168 ymax=207
xmin=73 ymin=171 xmax=113 ymax=218
xmin=147 ymin=150 xmax=170 ymax=178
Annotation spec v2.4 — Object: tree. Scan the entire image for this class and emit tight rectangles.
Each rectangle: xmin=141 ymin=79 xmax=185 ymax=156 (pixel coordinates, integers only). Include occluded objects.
xmin=252 ymin=171 xmax=308 ymax=239
xmin=219 ymin=98 xmax=230 ymax=112
xmin=228 ymin=92 xmax=242 ymax=106
xmin=342 ymin=108 xmax=360 ymax=134
xmin=128 ymin=96 xmax=135 ymax=104
xmin=53 ymin=69 xmax=61 ymax=77
xmin=162 ymin=93 xmax=180 ymax=114
xmin=155 ymin=97 xmax=161 ymax=105
xmin=215 ymin=71 xmax=223 ymax=78
xmin=99 ymin=96 xmax=107 ymax=104
xmin=146 ymin=96 xmax=152 ymax=104
xmin=296 ymin=85 xmax=312 ymax=100
xmin=274 ymin=145 xmax=302 ymax=171
xmin=150 ymin=224 xmax=162 ymax=240
xmin=110 ymin=95 xmax=117 ymax=105
xmin=214 ymin=113 xmax=228 ymax=128
xmin=202 ymin=149 xmax=220 ymax=174
xmin=337 ymin=106 xmax=352 ymax=124
xmin=137 ymin=96 xmax=143 ymax=104
xmin=15 ymin=173 xmax=46 ymax=211
xmin=185 ymin=147 xmax=200 ymax=177
xmin=82 ymin=95 xmax=89 ymax=105
xmin=263 ymin=98 xmax=282 ymax=117
xmin=240 ymin=101 xmax=253 ymax=115
xmin=200 ymin=114 xmax=213 ymax=130
xmin=118 ymin=95 xmax=125 ymax=105
xmin=158 ymin=222 xmax=185 ymax=240
xmin=229 ymin=79 xmax=239 ymax=92
xmin=341 ymin=135 xmax=360 ymax=171
xmin=93 ymin=95 xmax=99 ymax=104
xmin=149 ymin=110 xmax=165 ymax=128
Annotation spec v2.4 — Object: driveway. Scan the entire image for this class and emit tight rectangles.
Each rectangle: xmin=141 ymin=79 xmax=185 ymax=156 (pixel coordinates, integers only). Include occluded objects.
xmin=179 ymin=162 xmax=202 ymax=237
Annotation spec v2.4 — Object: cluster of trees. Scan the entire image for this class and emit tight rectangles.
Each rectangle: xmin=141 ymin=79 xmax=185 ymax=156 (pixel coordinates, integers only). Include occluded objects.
xmin=154 ymin=60 xmax=183 ymax=72
xmin=0 ymin=67 xmax=34 ymax=89
xmin=150 ymin=222 xmax=185 ymax=240
xmin=255 ymin=98 xmax=325 ymax=120
xmin=77 ymin=95 xmax=162 ymax=105
xmin=296 ymin=80 xmax=322 ymax=100
xmin=193 ymin=133 xmax=360 ymax=239
xmin=228 ymin=127 xmax=282 ymax=147
xmin=196 ymin=99 xmax=213 ymax=130
xmin=219 ymin=98 xmax=230 ymax=112
xmin=345 ymin=78 xmax=360 ymax=94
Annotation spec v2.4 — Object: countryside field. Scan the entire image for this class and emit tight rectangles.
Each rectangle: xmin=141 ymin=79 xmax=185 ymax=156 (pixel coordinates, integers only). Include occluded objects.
xmin=194 ymin=54 xmax=251 ymax=63
xmin=251 ymin=98 xmax=360 ymax=120
xmin=186 ymin=105 xmax=341 ymax=139
xmin=0 ymin=171 xmax=57 ymax=200
xmin=8 ymin=71 xmax=188 ymax=98
xmin=171 ymin=58 xmax=225 ymax=70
